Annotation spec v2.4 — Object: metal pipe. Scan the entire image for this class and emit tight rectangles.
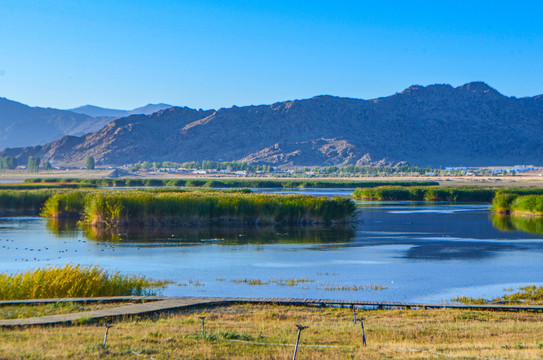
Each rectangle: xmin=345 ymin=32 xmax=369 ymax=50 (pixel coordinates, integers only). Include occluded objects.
xmin=292 ymin=324 xmax=308 ymax=360
xmin=103 ymin=324 xmax=113 ymax=347
xmin=199 ymin=316 xmax=206 ymax=333
xmin=359 ymin=318 xmax=367 ymax=346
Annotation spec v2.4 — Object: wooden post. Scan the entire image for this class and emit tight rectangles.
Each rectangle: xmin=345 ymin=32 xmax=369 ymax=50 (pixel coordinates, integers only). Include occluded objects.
xmin=352 ymin=305 xmax=357 ymax=324
xmin=292 ymin=324 xmax=308 ymax=360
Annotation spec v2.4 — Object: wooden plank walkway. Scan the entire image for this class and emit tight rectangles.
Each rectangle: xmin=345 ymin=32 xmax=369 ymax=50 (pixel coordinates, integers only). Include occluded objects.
xmin=1 ymin=296 xmax=542 ymax=328
xmin=0 ymin=296 xmax=166 ymax=307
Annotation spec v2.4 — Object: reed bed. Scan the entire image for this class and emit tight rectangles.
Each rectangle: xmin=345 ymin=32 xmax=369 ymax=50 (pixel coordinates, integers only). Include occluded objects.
xmin=0 ymin=189 xmax=56 ymax=214
xmin=25 ymin=177 xmax=439 ymax=188
xmin=492 ymin=193 xmax=543 ymax=215
xmin=353 ymin=186 xmax=543 ymax=202
xmin=0 ymin=264 xmax=168 ymax=300
xmin=0 ymin=183 xmax=90 ymax=190
xmin=41 ymin=189 xmax=356 ymax=226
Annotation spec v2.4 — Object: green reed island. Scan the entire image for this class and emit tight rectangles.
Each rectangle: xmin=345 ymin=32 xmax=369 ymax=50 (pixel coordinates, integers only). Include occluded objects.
xmin=492 ymin=193 xmax=543 ymax=216
xmin=352 ymin=186 xmax=543 ymax=202
xmin=41 ymin=190 xmax=355 ymax=226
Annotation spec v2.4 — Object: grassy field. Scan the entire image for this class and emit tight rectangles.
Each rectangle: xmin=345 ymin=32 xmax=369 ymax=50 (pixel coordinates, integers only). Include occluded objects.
xmin=0 ymin=304 xmax=542 ymax=359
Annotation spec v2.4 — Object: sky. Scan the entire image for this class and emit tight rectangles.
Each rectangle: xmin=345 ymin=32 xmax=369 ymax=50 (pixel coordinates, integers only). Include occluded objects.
xmin=0 ymin=0 xmax=542 ymax=110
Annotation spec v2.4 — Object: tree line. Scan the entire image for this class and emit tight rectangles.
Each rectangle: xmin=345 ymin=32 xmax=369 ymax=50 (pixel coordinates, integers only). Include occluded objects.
xmin=0 ymin=156 xmax=53 ymax=172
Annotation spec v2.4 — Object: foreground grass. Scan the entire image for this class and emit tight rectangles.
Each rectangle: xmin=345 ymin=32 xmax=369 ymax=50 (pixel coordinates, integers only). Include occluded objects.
xmin=1 ymin=304 xmax=542 ymax=359
xmin=0 ymin=265 xmax=168 ymax=300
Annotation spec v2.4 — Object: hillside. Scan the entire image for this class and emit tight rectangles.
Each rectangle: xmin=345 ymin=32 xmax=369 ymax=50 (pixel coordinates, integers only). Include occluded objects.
xmin=0 ymin=98 xmax=109 ymax=149
xmin=2 ymin=82 xmax=542 ymax=167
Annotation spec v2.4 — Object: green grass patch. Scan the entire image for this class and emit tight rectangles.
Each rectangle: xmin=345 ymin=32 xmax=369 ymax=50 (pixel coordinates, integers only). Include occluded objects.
xmin=353 ymin=186 xmax=543 ymax=202
xmin=491 ymin=193 xmax=543 ymax=215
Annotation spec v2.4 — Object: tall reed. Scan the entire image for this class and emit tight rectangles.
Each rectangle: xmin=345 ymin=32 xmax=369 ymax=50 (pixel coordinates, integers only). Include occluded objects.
xmin=353 ymin=186 xmax=543 ymax=203
xmin=0 ymin=189 xmax=56 ymax=214
xmin=496 ymin=194 xmax=543 ymax=215
xmin=43 ymin=190 xmax=356 ymax=226
xmin=0 ymin=264 xmax=168 ymax=299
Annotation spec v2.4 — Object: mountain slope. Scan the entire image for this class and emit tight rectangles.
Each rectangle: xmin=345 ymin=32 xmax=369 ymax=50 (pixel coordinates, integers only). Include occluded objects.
xmin=2 ymin=82 xmax=543 ymax=167
xmin=0 ymin=98 xmax=107 ymax=149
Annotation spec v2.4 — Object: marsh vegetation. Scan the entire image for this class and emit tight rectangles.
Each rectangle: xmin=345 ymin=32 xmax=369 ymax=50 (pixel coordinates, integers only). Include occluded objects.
xmin=40 ymin=189 xmax=356 ymax=227
xmin=0 ymin=265 xmax=168 ymax=300
xmin=353 ymin=186 xmax=543 ymax=202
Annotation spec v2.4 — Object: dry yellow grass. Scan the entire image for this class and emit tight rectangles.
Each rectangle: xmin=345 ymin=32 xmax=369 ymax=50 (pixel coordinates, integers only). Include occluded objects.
xmin=0 ymin=304 xmax=542 ymax=359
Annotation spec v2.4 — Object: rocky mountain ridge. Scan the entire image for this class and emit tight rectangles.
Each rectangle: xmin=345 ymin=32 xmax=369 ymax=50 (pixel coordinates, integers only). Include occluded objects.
xmin=2 ymin=82 xmax=542 ymax=167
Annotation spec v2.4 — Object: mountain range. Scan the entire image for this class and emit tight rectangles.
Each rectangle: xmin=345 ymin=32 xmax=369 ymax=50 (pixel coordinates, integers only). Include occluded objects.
xmin=0 ymin=99 xmax=173 ymax=149
xmin=1 ymin=82 xmax=542 ymax=167
xmin=67 ymin=103 xmax=173 ymax=118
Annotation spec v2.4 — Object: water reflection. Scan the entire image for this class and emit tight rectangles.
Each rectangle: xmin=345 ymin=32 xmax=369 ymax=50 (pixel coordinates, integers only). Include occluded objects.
xmin=46 ymin=218 xmax=355 ymax=245
xmin=491 ymin=214 xmax=543 ymax=234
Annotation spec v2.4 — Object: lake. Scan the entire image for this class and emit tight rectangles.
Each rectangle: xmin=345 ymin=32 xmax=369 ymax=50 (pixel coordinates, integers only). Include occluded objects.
xmin=0 ymin=190 xmax=542 ymax=303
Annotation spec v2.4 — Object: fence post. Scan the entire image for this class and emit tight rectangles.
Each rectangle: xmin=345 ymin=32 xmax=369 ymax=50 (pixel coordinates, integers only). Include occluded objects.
xmin=199 ymin=316 xmax=206 ymax=333
xmin=292 ymin=324 xmax=308 ymax=360
xmin=352 ymin=305 xmax=356 ymax=324
xmin=359 ymin=318 xmax=367 ymax=346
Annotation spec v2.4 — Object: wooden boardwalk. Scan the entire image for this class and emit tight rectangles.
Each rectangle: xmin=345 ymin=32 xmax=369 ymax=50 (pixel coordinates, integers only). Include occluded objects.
xmin=1 ymin=296 xmax=542 ymax=328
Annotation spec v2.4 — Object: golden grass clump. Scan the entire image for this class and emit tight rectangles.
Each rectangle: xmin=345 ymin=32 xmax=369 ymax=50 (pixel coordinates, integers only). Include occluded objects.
xmin=0 ymin=264 xmax=168 ymax=300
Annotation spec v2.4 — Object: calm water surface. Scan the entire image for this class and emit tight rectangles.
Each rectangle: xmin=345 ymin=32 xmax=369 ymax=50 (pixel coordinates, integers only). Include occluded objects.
xmin=0 ymin=191 xmax=542 ymax=303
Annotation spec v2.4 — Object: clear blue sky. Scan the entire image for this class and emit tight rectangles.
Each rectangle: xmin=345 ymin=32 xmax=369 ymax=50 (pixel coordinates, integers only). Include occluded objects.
xmin=1 ymin=0 xmax=542 ymax=110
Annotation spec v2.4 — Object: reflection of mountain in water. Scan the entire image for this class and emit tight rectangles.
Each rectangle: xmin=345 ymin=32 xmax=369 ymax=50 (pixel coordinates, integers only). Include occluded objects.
xmin=46 ymin=219 xmax=355 ymax=245
xmin=491 ymin=214 xmax=543 ymax=234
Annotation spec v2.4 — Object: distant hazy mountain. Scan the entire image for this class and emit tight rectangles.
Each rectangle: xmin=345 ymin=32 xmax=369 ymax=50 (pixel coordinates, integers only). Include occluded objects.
xmin=66 ymin=105 xmax=128 ymax=118
xmin=0 ymin=97 xmax=110 ymax=149
xmin=68 ymin=103 xmax=173 ymax=118
xmin=3 ymin=82 xmax=543 ymax=167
